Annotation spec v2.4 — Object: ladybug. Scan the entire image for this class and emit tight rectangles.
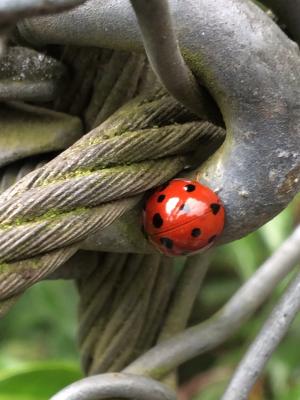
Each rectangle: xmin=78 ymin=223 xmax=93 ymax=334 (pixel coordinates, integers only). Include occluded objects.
xmin=143 ymin=179 xmax=225 ymax=256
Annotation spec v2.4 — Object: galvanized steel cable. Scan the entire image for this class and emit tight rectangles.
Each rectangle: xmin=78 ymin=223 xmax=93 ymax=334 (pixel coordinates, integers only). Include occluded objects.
xmin=3 ymin=1 xmax=300 ymax=399
xmin=0 ymin=89 xmax=224 ymax=308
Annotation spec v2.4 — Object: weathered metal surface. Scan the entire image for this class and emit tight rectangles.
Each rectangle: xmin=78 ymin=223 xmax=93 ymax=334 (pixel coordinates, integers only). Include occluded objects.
xmin=16 ymin=0 xmax=300 ymax=250
xmin=0 ymin=46 xmax=67 ymax=102
xmin=51 ymin=373 xmax=176 ymax=400
xmin=0 ymin=102 xmax=83 ymax=167
xmin=0 ymin=0 xmax=86 ymax=22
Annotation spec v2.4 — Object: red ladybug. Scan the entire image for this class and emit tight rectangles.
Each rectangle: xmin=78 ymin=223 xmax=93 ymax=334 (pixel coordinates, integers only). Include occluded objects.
xmin=143 ymin=179 xmax=225 ymax=256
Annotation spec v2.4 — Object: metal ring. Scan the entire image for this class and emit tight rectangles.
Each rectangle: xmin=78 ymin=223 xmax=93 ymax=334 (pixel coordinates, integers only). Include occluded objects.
xmin=129 ymin=0 xmax=220 ymax=121
xmin=50 ymin=372 xmax=176 ymax=400
xmin=16 ymin=0 xmax=300 ymax=246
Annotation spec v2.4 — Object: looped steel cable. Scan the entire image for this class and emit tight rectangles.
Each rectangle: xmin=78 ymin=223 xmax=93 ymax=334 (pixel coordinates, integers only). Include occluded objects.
xmin=51 ymin=373 xmax=176 ymax=400
xmin=18 ymin=0 xmax=300 ymax=245
xmin=0 ymin=96 xmax=224 ymax=263
xmin=0 ymin=89 xmax=224 ymax=305
xmin=129 ymin=0 xmax=220 ymax=122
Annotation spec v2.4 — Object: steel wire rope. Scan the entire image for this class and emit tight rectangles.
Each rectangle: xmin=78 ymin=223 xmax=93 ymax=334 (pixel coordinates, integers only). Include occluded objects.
xmin=0 ymin=90 xmax=225 ymax=310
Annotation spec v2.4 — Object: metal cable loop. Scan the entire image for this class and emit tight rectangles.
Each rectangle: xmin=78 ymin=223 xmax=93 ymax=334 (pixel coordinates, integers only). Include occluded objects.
xmin=0 ymin=90 xmax=224 ymax=309
xmin=5 ymin=2 xmax=299 ymax=399
xmin=129 ymin=0 xmax=220 ymax=122
xmin=0 ymin=120 xmax=223 ymax=262
xmin=18 ymin=0 xmax=300 ymax=245
xmin=50 ymin=373 xmax=176 ymax=400
xmin=0 ymin=51 xmax=167 ymax=316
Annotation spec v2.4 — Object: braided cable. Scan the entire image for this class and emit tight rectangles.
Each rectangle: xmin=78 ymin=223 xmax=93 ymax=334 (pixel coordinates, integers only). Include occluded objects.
xmin=78 ymin=254 xmax=176 ymax=376
xmin=0 ymin=90 xmax=224 ymax=306
xmin=57 ymin=253 xmax=209 ymax=399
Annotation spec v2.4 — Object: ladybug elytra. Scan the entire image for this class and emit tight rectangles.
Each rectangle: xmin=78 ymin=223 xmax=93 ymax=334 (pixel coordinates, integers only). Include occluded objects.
xmin=143 ymin=179 xmax=225 ymax=256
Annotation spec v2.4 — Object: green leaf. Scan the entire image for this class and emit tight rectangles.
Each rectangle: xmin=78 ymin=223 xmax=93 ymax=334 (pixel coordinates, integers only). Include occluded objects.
xmin=0 ymin=361 xmax=82 ymax=400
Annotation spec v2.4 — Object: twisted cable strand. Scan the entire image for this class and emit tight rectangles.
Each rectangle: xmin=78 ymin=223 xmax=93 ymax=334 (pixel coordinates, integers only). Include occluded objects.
xmin=78 ymin=254 xmax=129 ymax=346
xmin=0 ymin=93 xmax=224 ymax=270
xmin=77 ymin=254 xmax=176 ymax=376
xmin=0 ymin=158 xmax=183 ymax=224
xmin=70 ymin=255 xmax=209 ymax=398
xmin=108 ymin=262 xmax=164 ymax=373
xmin=0 ymin=196 xmax=137 ymax=264
xmin=0 ymin=91 xmax=223 ymax=320
xmin=89 ymin=256 xmax=162 ymax=374
xmin=54 ymin=47 xmax=106 ymax=114
xmin=134 ymin=258 xmax=175 ymax=352
xmin=0 ymin=93 xmax=223 ymax=309
xmin=0 ymin=246 xmax=78 ymax=298
xmin=88 ymin=52 xmax=148 ymax=128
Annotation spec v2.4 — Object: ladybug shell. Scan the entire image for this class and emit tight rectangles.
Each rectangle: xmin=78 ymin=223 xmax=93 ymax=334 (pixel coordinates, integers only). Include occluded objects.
xmin=143 ymin=179 xmax=225 ymax=256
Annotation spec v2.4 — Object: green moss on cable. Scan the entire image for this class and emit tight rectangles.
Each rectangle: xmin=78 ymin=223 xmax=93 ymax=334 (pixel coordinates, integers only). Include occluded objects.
xmin=0 ymin=206 xmax=88 ymax=231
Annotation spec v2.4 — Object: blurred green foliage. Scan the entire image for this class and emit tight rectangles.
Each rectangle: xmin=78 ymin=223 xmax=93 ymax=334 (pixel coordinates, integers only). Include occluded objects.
xmin=0 ymin=196 xmax=299 ymax=399
xmin=0 ymin=281 xmax=81 ymax=399
xmin=189 ymin=195 xmax=300 ymax=400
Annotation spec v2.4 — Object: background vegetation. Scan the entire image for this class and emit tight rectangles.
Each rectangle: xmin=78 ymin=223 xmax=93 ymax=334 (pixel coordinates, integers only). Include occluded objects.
xmin=0 ymin=195 xmax=299 ymax=400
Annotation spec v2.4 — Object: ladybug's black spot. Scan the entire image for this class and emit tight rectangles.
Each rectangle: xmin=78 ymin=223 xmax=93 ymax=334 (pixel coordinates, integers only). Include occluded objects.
xmin=153 ymin=213 xmax=163 ymax=228
xmin=191 ymin=228 xmax=201 ymax=237
xmin=210 ymin=203 xmax=221 ymax=215
xmin=158 ymin=182 xmax=169 ymax=192
xmin=157 ymin=194 xmax=166 ymax=203
xmin=184 ymin=184 xmax=196 ymax=192
xmin=160 ymin=237 xmax=174 ymax=249
xmin=179 ymin=203 xmax=185 ymax=211
xmin=208 ymin=235 xmax=217 ymax=244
